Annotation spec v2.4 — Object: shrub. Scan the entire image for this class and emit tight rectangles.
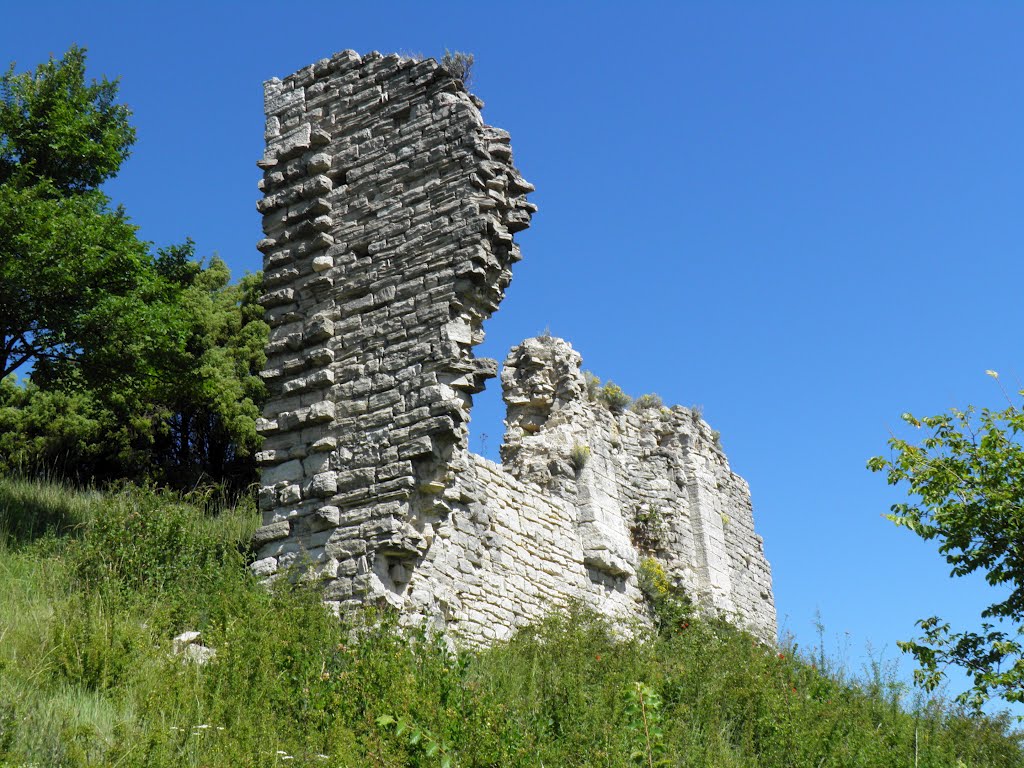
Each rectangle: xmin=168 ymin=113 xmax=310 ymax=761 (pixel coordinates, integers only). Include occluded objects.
xmin=631 ymin=504 xmax=666 ymax=552
xmin=583 ymin=371 xmax=601 ymax=402
xmin=569 ymin=444 xmax=591 ymax=473
xmin=637 ymin=558 xmax=692 ymax=634
xmin=598 ymin=382 xmax=632 ymax=413
xmin=440 ymin=49 xmax=474 ymax=87
xmin=632 ymin=393 xmax=664 ymax=412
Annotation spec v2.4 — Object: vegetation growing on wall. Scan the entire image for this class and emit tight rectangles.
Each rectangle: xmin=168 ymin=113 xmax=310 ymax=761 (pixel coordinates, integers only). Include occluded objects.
xmin=440 ymin=49 xmax=474 ymax=87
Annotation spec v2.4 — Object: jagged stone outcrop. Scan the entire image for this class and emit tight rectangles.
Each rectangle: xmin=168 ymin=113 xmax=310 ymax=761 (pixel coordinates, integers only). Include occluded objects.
xmin=251 ymin=50 xmax=776 ymax=646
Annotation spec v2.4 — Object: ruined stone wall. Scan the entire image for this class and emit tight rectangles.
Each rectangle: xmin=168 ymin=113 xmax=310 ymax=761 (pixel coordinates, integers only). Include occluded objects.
xmin=252 ymin=50 xmax=776 ymax=646
xmin=497 ymin=337 xmax=774 ymax=641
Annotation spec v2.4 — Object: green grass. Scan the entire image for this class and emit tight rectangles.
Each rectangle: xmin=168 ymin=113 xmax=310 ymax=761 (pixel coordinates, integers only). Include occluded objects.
xmin=0 ymin=476 xmax=1021 ymax=767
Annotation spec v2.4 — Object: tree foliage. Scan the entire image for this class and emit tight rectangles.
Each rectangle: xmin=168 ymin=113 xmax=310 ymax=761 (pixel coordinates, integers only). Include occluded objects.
xmin=0 ymin=250 xmax=267 ymax=491
xmin=0 ymin=44 xmax=134 ymax=192
xmin=868 ymin=375 xmax=1024 ymax=710
xmin=0 ymin=47 xmax=268 ymax=492
xmin=0 ymin=46 xmax=150 ymax=381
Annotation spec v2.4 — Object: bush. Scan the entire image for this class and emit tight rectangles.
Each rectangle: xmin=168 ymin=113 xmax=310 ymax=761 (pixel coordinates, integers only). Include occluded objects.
xmin=440 ymin=49 xmax=474 ymax=87
xmin=637 ymin=558 xmax=693 ymax=635
xmin=598 ymin=381 xmax=632 ymax=413
xmin=631 ymin=505 xmax=666 ymax=553
xmin=583 ymin=371 xmax=601 ymax=402
xmin=632 ymin=393 xmax=664 ymax=412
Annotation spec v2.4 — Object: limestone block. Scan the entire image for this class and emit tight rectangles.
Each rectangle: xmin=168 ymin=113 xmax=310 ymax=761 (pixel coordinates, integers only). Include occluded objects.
xmin=250 ymin=557 xmax=278 ymax=578
xmin=310 ymin=505 xmax=341 ymax=531
xmin=262 ymin=459 xmax=303 ymax=487
xmin=265 ymin=85 xmax=304 ymax=117
xmin=309 ymin=471 xmax=339 ymax=498
xmin=308 ymin=401 xmax=336 ymax=423
xmin=252 ymin=521 xmax=291 ymax=548
xmin=312 ymin=255 xmax=334 ymax=272
xmin=273 ymin=123 xmax=312 ymax=160
xmin=302 ymin=452 xmax=331 ymax=476
xmin=278 ymin=484 xmax=302 ymax=505
xmin=307 ymin=152 xmax=331 ymax=174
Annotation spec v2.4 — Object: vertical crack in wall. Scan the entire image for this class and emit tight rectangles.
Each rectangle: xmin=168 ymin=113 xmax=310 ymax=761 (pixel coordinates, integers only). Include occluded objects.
xmin=251 ymin=50 xmax=776 ymax=645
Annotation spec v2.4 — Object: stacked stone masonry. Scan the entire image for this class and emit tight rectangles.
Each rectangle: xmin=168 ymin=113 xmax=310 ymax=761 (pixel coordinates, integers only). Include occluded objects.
xmin=252 ymin=50 xmax=777 ymax=645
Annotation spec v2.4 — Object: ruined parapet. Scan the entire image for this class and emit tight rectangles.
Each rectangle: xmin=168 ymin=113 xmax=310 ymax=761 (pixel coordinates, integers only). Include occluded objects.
xmin=251 ymin=50 xmax=775 ymax=645
xmin=498 ymin=337 xmax=776 ymax=641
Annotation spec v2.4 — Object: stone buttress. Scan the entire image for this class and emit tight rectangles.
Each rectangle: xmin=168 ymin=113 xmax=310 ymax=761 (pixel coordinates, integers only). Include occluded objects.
xmin=252 ymin=50 xmax=776 ymax=645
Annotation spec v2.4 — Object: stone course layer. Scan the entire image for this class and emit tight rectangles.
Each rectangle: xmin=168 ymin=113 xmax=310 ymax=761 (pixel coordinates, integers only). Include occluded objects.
xmin=253 ymin=50 xmax=776 ymax=645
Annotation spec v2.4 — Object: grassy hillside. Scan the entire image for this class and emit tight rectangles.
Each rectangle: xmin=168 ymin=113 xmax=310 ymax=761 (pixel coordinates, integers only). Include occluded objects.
xmin=0 ymin=477 xmax=1020 ymax=767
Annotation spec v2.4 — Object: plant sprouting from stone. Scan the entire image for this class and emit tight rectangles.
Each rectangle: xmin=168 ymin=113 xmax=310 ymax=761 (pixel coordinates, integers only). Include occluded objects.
xmin=637 ymin=558 xmax=693 ymax=635
xmin=632 ymin=504 xmax=666 ymax=552
xmin=569 ymin=444 xmax=591 ymax=473
xmin=598 ymin=381 xmax=632 ymax=413
xmin=633 ymin=393 xmax=664 ymax=412
xmin=440 ymin=49 xmax=474 ymax=87
xmin=584 ymin=371 xmax=601 ymax=402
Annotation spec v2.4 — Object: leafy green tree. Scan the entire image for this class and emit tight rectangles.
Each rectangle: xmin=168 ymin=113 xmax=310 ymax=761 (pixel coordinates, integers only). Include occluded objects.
xmin=0 ymin=253 xmax=267 ymax=491
xmin=868 ymin=373 xmax=1024 ymax=710
xmin=0 ymin=47 xmax=268 ymax=491
xmin=0 ymin=45 xmax=150 ymax=381
xmin=147 ymin=244 xmax=267 ymax=490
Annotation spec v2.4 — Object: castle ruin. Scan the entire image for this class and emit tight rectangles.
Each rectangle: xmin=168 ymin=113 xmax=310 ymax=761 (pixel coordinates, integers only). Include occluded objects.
xmin=250 ymin=50 xmax=776 ymax=645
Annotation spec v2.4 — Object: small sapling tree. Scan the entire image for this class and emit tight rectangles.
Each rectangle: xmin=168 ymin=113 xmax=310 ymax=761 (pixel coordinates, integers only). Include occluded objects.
xmin=869 ymin=371 xmax=1024 ymax=710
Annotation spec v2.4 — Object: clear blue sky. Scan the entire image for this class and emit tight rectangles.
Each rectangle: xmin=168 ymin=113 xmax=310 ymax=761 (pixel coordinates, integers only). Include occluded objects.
xmin=5 ymin=1 xmax=1024 ymax=711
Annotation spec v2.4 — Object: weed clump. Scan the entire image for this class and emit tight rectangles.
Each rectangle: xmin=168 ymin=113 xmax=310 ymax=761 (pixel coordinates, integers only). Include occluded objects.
xmin=631 ymin=505 xmax=666 ymax=553
xmin=440 ymin=49 xmax=474 ymax=87
xmin=569 ymin=444 xmax=591 ymax=473
xmin=598 ymin=381 xmax=632 ymax=413
xmin=632 ymin=393 xmax=664 ymax=412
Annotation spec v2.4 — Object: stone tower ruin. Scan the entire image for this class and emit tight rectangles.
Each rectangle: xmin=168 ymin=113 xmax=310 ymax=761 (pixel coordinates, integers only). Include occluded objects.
xmin=251 ymin=50 xmax=776 ymax=645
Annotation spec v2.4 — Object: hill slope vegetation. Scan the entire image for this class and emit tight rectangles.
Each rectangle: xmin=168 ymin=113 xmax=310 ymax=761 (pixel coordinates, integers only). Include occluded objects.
xmin=0 ymin=477 xmax=1020 ymax=767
